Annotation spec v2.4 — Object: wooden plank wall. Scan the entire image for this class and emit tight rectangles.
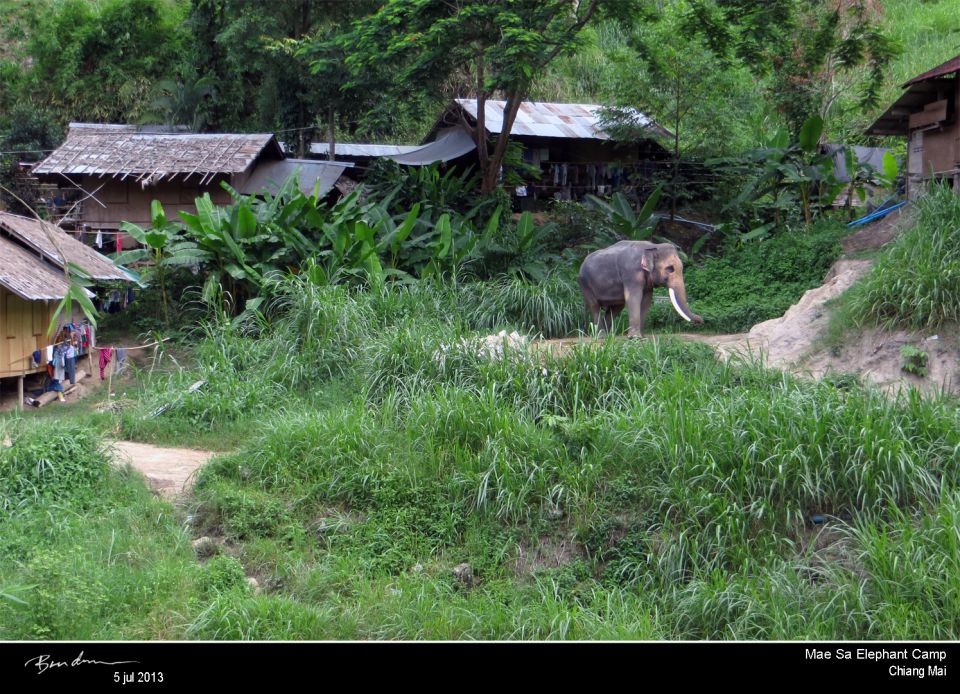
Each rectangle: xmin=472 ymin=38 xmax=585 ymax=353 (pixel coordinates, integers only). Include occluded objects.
xmin=79 ymin=175 xmax=237 ymax=228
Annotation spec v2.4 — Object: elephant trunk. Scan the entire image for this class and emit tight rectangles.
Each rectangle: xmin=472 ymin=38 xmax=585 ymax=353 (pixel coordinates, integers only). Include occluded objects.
xmin=668 ymin=280 xmax=702 ymax=324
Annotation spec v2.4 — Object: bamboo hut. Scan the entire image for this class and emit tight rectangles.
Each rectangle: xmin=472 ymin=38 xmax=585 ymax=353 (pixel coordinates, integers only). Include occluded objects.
xmin=0 ymin=211 xmax=129 ymax=404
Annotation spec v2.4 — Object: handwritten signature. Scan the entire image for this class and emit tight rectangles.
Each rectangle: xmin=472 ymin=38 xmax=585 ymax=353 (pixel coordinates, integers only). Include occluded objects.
xmin=24 ymin=651 xmax=140 ymax=675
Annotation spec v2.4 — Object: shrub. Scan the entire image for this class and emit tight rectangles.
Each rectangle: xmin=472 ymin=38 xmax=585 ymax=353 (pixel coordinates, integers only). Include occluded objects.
xmin=900 ymin=345 xmax=928 ymax=377
xmin=196 ymin=555 xmax=249 ymax=596
xmin=0 ymin=420 xmax=109 ymax=513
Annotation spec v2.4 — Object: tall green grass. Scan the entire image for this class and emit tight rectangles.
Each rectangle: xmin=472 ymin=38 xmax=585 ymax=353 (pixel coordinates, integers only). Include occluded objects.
xmin=162 ymin=287 xmax=960 ymax=639
xmin=846 ymin=185 xmax=960 ymax=330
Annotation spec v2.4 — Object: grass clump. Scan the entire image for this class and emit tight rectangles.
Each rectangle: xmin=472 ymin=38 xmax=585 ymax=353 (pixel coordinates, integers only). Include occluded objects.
xmin=460 ymin=272 xmax=585 ymax=338
xmin=0 ymin=419 xmax=109 ymax=512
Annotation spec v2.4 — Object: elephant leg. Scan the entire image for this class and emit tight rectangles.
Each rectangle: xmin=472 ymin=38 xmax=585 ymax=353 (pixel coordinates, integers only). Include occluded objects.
xmin=625 ymin=285 xmax=649 ymax=338
xmin=638 ymin=291 xmax=653 ymax=334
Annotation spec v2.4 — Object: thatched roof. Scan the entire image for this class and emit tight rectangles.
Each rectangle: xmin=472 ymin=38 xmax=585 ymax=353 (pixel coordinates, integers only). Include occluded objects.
xmin=33 ymin=123 xmax=284 ymax=186
xmin=0 ymin=235 xmax=73 ymax=301
xmin=0 ymin=211 xmax=129 ymax=282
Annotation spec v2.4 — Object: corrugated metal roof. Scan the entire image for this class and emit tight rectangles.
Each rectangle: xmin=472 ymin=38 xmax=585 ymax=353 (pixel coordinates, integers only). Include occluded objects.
xmin=903 ymin=53 xmax=960 ymax=86
xmin=239 ymin=159 xmax=353 ymax=196
xmin=390 ymin=127 xmax=476 ymax=165
xmin=310 ymin=143 xmax=421 ymax=157
xmin=0 ymin=211 xmax=129 ymax=282
xmin=454 ymin=99 xmax=671 ymax=140
xmin=0 ymin=235 xmax=73 ymax=301
xmin=308 ymin=128 xmax=477 ymax=166
xmin=34 ymin=123 xmax=283 ymax=185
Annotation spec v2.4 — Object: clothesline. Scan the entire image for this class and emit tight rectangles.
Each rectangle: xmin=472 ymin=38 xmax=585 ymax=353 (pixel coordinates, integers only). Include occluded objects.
xmin=65 ymin=229 xmax=129 ymax=235
xmin=96 ymin=338 xmax=170 ymax=351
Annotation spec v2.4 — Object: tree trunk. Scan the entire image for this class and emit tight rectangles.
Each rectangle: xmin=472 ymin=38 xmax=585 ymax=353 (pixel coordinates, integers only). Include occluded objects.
xmin=671 ymin=118 xmax=680 ymax=222
xmin=481 ymin=90 xmax=523 ymax=195
xmin=328 ymin=106 xmax=335 ymax=161
xmin=474 ymin=54 xmax=488 ymax=185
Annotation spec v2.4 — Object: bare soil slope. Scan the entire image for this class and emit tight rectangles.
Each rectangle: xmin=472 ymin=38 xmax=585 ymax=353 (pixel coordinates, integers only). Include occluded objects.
xmin=692 ymin=208 xmax=958 ymax=395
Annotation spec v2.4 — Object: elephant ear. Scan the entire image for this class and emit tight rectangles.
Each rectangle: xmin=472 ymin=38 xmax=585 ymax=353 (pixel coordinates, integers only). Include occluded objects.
xmin=640 ymin=249 xmax=655 ymax=274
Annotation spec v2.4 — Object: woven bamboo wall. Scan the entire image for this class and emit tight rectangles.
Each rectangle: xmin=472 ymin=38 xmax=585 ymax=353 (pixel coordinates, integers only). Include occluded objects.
xmin=0 ymin=287 xmax=55 ymax=378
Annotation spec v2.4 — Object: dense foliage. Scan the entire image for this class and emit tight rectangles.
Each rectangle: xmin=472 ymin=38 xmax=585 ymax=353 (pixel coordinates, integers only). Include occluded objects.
xmin=1 ymin=1 xmax=953 ymax=154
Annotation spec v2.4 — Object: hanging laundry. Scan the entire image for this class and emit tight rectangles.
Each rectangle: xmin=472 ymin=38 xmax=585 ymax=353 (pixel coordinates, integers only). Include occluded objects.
xmin=99 ymin=348 xmax=113 ymax=380
xmin=64 ymin=342 xmax=76 ymax=385
xmin=116 ymin=234 xmax=123 ymax=254
xmin=115 ymin=348 xmax=128 ymax=377
xmin=53 ymin=345 xmax=65 ymax=382
xmin=95 ymin=230 xmax=103 ymax=248
xmin=46 ymin=345 xmax=54 ymax=363
xmin=109 ymin=289 xmax=121 ymax=314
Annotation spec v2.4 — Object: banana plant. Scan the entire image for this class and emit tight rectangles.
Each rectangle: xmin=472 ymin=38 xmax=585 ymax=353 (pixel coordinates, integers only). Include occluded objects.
xmin=179 ymin=193 xmax=267 ymax=309
xmin=116 ymin=200 xmax=203 ymax=325
xmin=420 ymin=206 xmax=502 ymax=283
xmin=585 ymin=185 xmax=663 ymax=241
xmin=47 ymin=263 xmax=100 ymax=336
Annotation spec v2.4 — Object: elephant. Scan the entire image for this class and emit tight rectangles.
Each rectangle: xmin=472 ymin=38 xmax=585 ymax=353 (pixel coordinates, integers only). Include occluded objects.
xmin=578 ymin=240 xmax=703 ymax=337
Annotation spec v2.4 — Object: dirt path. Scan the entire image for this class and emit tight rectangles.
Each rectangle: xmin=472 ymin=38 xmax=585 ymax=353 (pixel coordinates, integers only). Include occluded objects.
xmin=112 ymin=440 xmax=217 ymax=498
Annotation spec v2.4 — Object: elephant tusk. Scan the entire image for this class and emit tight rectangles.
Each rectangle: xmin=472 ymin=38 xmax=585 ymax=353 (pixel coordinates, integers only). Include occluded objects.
xmin=669 ymin=287 xmax=693 ymax=322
